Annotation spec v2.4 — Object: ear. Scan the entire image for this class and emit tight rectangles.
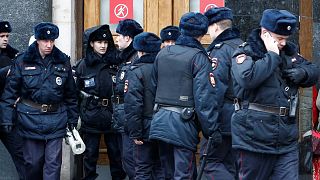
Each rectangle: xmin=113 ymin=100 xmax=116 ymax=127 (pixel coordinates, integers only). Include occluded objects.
xmin=124 ymin=35 xmax=131 ymax=42
xmin=90 ymin=41 xmax=94 ymax=47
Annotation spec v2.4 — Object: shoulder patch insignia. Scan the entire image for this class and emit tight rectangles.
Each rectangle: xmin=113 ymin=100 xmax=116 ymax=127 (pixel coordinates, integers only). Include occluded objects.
xmin=124 ymin=80 xmax=129 ymax=93
xmin=210 ymin=57 xmax=218 ymax=71
xmin=236 ymin=54 xmax=246 ymax=64
xmin=209 ymin=73 xmax=216 ymax=88
xmin=239 ymin=42 xmax=247 ymax=47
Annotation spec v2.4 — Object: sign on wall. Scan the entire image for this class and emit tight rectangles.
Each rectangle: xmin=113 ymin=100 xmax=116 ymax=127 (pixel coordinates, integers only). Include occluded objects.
xmin=110 ymin=0 xmax=133 ymax=24
xmin=200 ymin=0 xmax=225 ymax=13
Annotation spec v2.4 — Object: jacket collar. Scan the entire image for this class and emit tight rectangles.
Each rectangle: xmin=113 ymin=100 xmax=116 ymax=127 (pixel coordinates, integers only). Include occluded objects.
xmin=207 ymin=28 xmax=240 ymax=52
xmin=117 ymin=42 xmax=136 ymax=63
xmin=132 ymin=53 xmax=158 ymax=65
xmin=175 ymin=35 xmax=207 ymax=54
xmin=22 ymin=41 xmax=69 ymax=63
xmin=0 ymin=44 xmax=19 ymax=59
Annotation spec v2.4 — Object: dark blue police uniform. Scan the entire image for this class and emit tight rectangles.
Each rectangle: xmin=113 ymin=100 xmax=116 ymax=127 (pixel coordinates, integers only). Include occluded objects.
xmin=124 ymin=32 xmax=164 ymax=179
xmin=231 ymin=9 xmax=319 ymax=179
xmin=112 ymin=19 xmax=143 ymax=180
xmin=0 ymin=22 xmax=79 ymax=180
xmin=149 ymin=12 xmax=222 ymax=179
xmin=199 ymin=7 xmax=244 ymax=180
xmin=75 ymin=24 xmax=125 ymax=180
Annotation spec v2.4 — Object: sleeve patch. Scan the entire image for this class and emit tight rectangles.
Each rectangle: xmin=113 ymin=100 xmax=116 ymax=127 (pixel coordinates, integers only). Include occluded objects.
xmin=124 ymin=80 xmax=129 ymax=93
xmin=236 ymin=54 xmax=247 ymax=64
xmin=210 ymin=57 xmax=218 ymax=71
xmin=209 ymin=73 xmax=216 ymax=88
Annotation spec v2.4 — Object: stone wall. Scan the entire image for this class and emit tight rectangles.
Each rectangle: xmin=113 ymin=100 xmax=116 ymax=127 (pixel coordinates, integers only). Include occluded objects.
xmin=0 ymin=0 xmax=52 ymax=52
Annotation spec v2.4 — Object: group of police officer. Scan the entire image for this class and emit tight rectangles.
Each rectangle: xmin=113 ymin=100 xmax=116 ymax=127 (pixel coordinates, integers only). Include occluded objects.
xmin=0 ymin=6 xmax=319 ymax=180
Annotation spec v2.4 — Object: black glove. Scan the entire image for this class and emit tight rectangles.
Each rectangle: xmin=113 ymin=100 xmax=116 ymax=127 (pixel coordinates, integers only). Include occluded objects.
xmin=0 ymin=125 xmax=13 ymax=133
xmin=283 ymin=68 xmax=307 ymax=84
xmin=210 ymin=130 xmax=222 ymax=146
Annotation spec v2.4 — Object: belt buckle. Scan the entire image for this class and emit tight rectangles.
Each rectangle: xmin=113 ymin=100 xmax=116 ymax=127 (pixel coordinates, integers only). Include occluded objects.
xmin=279 ymin=107 xmax=287 ymax=116
xmin=101 ymin=99 xmax=109 ymax=106
xmin=41 ymin=104 xmax=48 ymax=112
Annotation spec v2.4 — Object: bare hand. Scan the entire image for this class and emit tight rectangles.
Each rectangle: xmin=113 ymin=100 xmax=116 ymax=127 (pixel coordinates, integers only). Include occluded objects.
xmin=134 ymin=139 xmax=144 ymax=145
xmin=261 ymin=32 xmax=279 ymax=55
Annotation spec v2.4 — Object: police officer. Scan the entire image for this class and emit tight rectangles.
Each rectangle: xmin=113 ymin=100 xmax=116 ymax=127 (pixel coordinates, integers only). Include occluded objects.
xmin=0 ymin=22 xmax=79 ymax=180
xmin=160 ymin=25 xmax=180 ymax=47
xmin=113 ymin=19 xmax=143 ymax=180
xmin=0 ymin=21 xmax=25 ymax=180
xmin=231 ymin=9 xmax=319 ymax=179
xmin=74 ymin=24 xmax=126 ymax=180
xmin=149 ymin=12 xmax=222 ymax=179
xmin=199 ymin=7 xmax=244 ymax=180
xmin=124 ymin=32 xmax=164 ymax=179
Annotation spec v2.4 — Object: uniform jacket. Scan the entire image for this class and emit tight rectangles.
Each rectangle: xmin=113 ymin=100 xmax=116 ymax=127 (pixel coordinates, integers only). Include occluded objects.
xmin=124 ymin=53 xmax=157 ymax=140
xmin=206 ymin=28 xmax=243 ymax=135
xmin=231 ymin=28 xmax=319 ymax=154
xmin=149 ymin=35 xmax=221 ymax=151
xmin=0 ymin=42 xmax=78 ymax=140
xmin=112 ymin=43 xmax=138 ymax=133
xmin=0 ymin=44 xmax=18 ymax=68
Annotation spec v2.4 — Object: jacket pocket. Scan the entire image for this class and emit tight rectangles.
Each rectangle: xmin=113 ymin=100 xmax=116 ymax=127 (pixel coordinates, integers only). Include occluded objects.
xmin=21 ymin=68 xmax=41 ymax=89
xmin=52 ymin=71 xmax=68 ymax=89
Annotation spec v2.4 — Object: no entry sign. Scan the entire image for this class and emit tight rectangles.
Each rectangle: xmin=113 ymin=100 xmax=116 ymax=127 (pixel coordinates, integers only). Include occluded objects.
xmin=110 ymin=0 xmax=133 ymax=24
xmin=200 ymin=0 xmax=225 ymax=13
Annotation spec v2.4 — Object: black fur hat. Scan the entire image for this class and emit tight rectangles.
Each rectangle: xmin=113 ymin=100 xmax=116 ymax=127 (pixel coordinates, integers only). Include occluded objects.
xmin=116 ymin=19 xmax=143 ymax=38
xmin=160 ymin=26 xmax=181 ymax=42
xmin=0 ymin=21 xmax=12 ymax=33
xmin=34 ymin=22 xmax=59 ymax=40
xmin=89 ymin=25 xmax=113 ymax=42
xmin=260 ymin=9 xmax=297 ymax=36
xmin=204 ymin=7 xmax=233 ymax=25
xmin=133 ymin=32 xmax=161 ymax=53
xmin=179 ymin=12 xmax=208 ymax=37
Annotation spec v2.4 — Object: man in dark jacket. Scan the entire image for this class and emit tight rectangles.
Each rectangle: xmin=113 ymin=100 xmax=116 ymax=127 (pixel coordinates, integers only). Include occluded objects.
xmin=113 ymin=19 xmax=143 ymax=180
xmin=149 ymin=12 xmax=222 ymax=179
xmin=0 ymin=21 xmax=18 ymax=68
xmin=0 ymin=21 xmax=25 ymax=180
xmin=75 ymin=24 xmax=126 ymax=180
xmin=199 ymin=7 xmax=243 ymax=180
xmin=0 ymin=22 xmax=79 ymax=180
xmin=124 ymin=32 xmax=164 ymax=179
xmin=160 ymin=25 xmax=180 ymax=47
xmin=231 ymin=9 xmax=319 ymax=179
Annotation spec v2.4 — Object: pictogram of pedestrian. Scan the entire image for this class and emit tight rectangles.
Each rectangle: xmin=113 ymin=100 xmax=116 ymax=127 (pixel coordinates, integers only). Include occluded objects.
xmin=114 ymin=4 xmax=128 ymax=19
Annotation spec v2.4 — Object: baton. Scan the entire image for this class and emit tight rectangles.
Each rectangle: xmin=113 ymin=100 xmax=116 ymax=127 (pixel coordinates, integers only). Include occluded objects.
xmin=197 ymin=136 xmax=213 ymax=180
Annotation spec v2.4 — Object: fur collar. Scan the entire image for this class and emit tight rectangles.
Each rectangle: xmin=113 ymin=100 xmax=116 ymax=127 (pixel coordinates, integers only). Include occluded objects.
xmin=175 ymin=35 xmax=207 ymax=54
xmin=247 ymin=28 xmax=297 ymax=60
xmin=207 ymin=28 xmax=240 ymax=52
xmin=84 ymin=45 xmax=116 ymax=66
xmin=117 ymin=42 xmax=136 ymax=63
xmin=132 ymin=53 xmax=157 ymax=65
xmin=1 ymin=44 xmax=19 ymax=59
xmin=23 ymin=41 xmax=69 ymax=63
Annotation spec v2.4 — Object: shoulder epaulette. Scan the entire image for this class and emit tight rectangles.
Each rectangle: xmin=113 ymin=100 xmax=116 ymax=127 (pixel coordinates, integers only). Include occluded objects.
xmin=239 ymin=42 xmax=248 ymax=48
xmin=214 ymin=43 xmax=224 ymax=49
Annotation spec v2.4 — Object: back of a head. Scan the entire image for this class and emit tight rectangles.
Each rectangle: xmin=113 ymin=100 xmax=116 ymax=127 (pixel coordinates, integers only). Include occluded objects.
xmin=133 ymin=32 xmax=161 ymax=53
xmin=204 ymin=7 xmax=233 ymax=29
xmin=260 ymin=9 xmax=297 ymax=36
xmin=160 ymin=26 xmax=181 ymax=42
xmin=116 ymin=19 xmax=143 ymax=39
xmin=179 ymin=12 xmax=209 ymax=38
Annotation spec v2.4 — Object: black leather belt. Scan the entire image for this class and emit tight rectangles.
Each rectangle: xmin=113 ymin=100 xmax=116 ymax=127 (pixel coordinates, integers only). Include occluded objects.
xmin=91 ymin=98 xmax=110 ymax=107
xmin=111 ymin=95 xmax=124 ymax=104
xmin=247 ymin=103 xmax=289 ymax=116
xmin=21 ymin=99 xmax=59 ymax=112
xmin=160 ymin=106 xmax=183 ymax=113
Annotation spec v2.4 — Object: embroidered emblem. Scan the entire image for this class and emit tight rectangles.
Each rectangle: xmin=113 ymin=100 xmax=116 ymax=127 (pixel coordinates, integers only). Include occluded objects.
xmin=103 ymin=34 xmax=106 ymax=37
xmin=56 ymin=77 xmax=62 ymax=86
xmin=112 ymin=75 xmax=116 ymax=83
xmin=5 ymin=24 xmax=8 ymax=28
xmin=211 ymin=58 xmax=218 ymax=71
xmin=168 ymin=32 xmax=171 ymax=36
xmin=236 ymin=54 xmax=246 ymax=64
xmin=47 ymin=30 xmax=51 ymax=34
xmin=120 ymin=71 xmax=125 ymax=80
xmin=124 ymin=80 xmax=129 ymax=93
xmin=287 ymin=26 xmax=291 ymax=30
xmin=209 ymin=73 xmax=216 ymax=88
xmin=84 ymin=77 xmax=95 ymax=88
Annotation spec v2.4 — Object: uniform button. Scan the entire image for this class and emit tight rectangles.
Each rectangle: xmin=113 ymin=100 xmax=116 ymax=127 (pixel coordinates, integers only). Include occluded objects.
xmin=285 ymin=86 xmax=289 ymax=91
